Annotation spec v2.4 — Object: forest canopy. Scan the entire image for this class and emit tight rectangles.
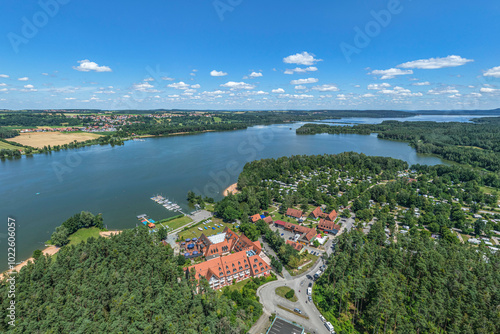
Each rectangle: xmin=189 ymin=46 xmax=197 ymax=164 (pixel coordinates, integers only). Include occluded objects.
xmin=315 ymin=227 xmax=500 ymax=333
xmin=0 ymin=228 xmax=260 ymax=333
xmin=297 ymin=118 xmax=500 ymax=173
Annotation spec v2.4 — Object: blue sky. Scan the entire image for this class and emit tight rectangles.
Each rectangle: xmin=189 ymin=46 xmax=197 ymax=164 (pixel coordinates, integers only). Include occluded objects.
xmin=0 ymin=0 xmax=499 ymax=110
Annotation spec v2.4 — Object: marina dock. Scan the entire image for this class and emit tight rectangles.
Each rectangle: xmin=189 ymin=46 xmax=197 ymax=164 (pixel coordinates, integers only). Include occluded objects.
xmin=150 ymin=195 xmax=185 ymax=214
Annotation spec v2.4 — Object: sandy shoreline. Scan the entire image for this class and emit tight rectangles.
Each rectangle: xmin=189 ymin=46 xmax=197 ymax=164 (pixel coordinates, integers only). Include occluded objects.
xmin=0 ymin=245 xmax=60 ymax=280
xmin=99 ymin=230 xmax=122 ymax=238
xmin=0 ymin=230 xmax=123 ymax=281
xmin=223 ymin=183 xmax=239 ymax=196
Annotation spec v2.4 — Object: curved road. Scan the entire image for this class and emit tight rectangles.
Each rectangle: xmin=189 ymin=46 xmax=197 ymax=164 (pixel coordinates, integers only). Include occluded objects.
xmin=256 ymin=255 xmax=329 ymax=334
xmin=251 ymin=214 xmax=355 ymax=334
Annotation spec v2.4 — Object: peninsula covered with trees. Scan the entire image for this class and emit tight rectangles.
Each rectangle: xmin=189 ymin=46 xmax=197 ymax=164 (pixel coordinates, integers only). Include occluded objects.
xmin=297 ymin=117 xmax=500 ymax=173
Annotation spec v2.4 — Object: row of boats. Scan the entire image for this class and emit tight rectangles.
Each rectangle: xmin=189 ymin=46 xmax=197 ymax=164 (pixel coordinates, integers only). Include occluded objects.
xmin=151 ymin=195 xmax=182 ymax=212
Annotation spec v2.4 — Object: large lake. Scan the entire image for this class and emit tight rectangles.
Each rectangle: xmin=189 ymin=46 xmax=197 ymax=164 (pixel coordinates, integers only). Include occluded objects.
xmin=0 ymin=115 xmax=488 ymax=270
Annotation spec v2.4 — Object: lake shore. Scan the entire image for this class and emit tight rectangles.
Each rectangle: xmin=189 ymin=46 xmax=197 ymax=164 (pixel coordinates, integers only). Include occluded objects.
xmin=0 ymin=231 xmax=124 ymax=280
xmin=223 ymin=183 xmax=239 ymax=196
xmin=0 ymin=245 xmax=60 ymax=280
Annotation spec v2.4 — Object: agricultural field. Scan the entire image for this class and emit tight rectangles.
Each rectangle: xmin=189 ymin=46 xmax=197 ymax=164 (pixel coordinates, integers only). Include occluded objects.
xmin=6 ymin=132 xmax=102 ymax=148
xmin=0 ymin=141 xmax=21 ymax=150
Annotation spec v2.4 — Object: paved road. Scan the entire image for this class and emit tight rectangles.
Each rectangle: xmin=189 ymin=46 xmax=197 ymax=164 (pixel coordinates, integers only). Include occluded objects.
xmin=250 ymin=214 xmax=356 ymax=334
xmin=251 ymin=238 xmax=339 ymax=334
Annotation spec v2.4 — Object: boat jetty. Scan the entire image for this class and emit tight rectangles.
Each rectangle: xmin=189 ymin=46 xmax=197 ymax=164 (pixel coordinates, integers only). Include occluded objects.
xmin=136 ymin=214 xmax=156 ymax=229
xmin=150 ymin=195 xmax=183 ymax=213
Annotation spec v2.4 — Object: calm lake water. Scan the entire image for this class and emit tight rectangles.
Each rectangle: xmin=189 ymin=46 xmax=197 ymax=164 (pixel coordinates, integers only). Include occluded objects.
xmin=0 ymin=115 xmax=486 ymax=270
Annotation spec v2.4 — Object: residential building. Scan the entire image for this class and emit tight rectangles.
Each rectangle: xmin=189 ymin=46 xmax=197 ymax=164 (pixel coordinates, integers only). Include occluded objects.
xmin=181 ymin=227 xmax=262 ymax=260
xmin=318 ymin=219 xmax=341 ymax=235
xmin=186 ymin=249 xmax=271 ymax=290
xmin=285 ymin=208 xmax=303 ymax=220
xmin=309 ymin=206 xmax=337 ymax=221
xmin=286 ymin=239 xmax=304 ymax=253
xmin=274 ymin=220 xmax=316 ymax=245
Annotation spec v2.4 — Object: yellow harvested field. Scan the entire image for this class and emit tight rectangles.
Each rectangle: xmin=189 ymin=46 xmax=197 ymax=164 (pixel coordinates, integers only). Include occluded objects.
xmin=7 ymin=132 xmax=102 ymax=148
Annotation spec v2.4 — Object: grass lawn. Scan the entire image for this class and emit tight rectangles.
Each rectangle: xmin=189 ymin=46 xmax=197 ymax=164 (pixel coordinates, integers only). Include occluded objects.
xmin=271 ymin=212 xmax=297 ymax=224
xmin=178 ymin=217 xmax=237 ymax=240
xmin=275 ymin=286 xmax=298 ymax=302
xmin=67 ymin=227 xmax=103 ymax=246
xmin=204 ymin=202 xmax=215 ymax=212
xmin=160 ymin=216 xmax=193 ymax=230
xmin=223 ymin=279 xmax=250 ymax=292
xmin=0 ymin=141 xmax=21 ymax=150
xmin=277 ymin=304 xmax=309 ymax=320
xmin=480 ymin=186 xmax=499 ymax=195
xmin=288 ymin=253 xmax=318 ymax=276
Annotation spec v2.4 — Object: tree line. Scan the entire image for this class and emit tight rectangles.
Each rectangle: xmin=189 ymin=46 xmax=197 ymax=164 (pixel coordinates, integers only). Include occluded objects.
xmin=0 ymin=227 xmax=262 ymax=333
xmin=296 ymin=118 xmax=500 ymax=173
xmin=49 ymin=211 xmax=104 ymax=246
xmin=315 ymin=226 xmax=500 ymax=333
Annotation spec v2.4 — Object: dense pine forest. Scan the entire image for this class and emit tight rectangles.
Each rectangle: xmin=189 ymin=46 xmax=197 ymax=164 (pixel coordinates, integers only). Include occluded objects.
xmin=0 ymin=228 xmax=262 ymax=333
xmin=297 ymin=118 xmax=500 ymax=173
xmin=315 ymin=227 xmax=500 ymax=333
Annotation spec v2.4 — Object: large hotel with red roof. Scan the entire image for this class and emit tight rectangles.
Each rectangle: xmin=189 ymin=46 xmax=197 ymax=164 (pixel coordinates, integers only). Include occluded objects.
xmin=185 ymin=227 xmax=271 ymax=290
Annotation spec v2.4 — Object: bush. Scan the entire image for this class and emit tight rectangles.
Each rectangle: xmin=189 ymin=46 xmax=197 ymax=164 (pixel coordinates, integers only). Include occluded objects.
xmin=285 ymin=289 xmax=295 ymax=300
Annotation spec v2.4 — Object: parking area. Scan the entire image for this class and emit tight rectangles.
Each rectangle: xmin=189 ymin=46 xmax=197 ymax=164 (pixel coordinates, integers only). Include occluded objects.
xmin=272 ymin=226 xmax=299 ymax=242
xmin=267 ymin=316 xmax=305 ymax=334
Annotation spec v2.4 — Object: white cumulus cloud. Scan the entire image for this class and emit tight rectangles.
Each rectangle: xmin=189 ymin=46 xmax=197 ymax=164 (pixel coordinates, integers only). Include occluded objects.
xmin=312 ymin=84 xmax=339 ymax=92
xmin=220 ymin=81 xmax=255 ymax=90
xmin=398 ymin=55 xmax=473 ymax=69
xmin=168 ymin=81 xmax=190 ymax=90
xmin=73 ymin=59 xmax=112 ymax=72
xmin=480 ymin=87 xmax=500 ymax=93
xmin=283 ymin=52 xmax=322 ymax=66
xmin=249 ymin=72 xmax=262 ymax=78
xmin=0 ymin=74 xmax=9 ymax=78
xmin=369 ymin=68 xmax=413 ymax=80
xmin=427 ymin=87 xmax=459 ymax=95
xmin=368 ymin=83 xmax=391 ymax=90
xmin=272 ymin=88 xmax=285 ymax=93
xmin=284 ymin=67 xmax=318 ymax=74
xmin=483 ymin=66 xmax=500 ymax=78
xmin=290 ymin=78 xmax=318 ymax=85
xmin=210 ymin=70 xmax=228 ymax=77
xmin=412 ymin=81 xmax=431 ymax=86
xmin=133 ymin=82 xmax=159 ymax=92
xmin=18 ymin=77 xmax=29 ymax=81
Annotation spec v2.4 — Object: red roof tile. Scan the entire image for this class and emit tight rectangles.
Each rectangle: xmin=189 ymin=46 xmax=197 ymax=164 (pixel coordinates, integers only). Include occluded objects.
xmin=286 ymin=208 xmax=303 ymax=218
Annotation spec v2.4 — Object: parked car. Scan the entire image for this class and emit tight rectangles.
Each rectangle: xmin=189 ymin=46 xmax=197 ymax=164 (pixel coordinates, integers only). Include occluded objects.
xmin=319 ymin=315 xmax=325 ymax=322
xmin=308 ymin=296 xmax=312 ymax=302
xmin=308 ymin=282 xmax=312 ymax=287
xmin=293 ymin=308 xmax=302 ymax=314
